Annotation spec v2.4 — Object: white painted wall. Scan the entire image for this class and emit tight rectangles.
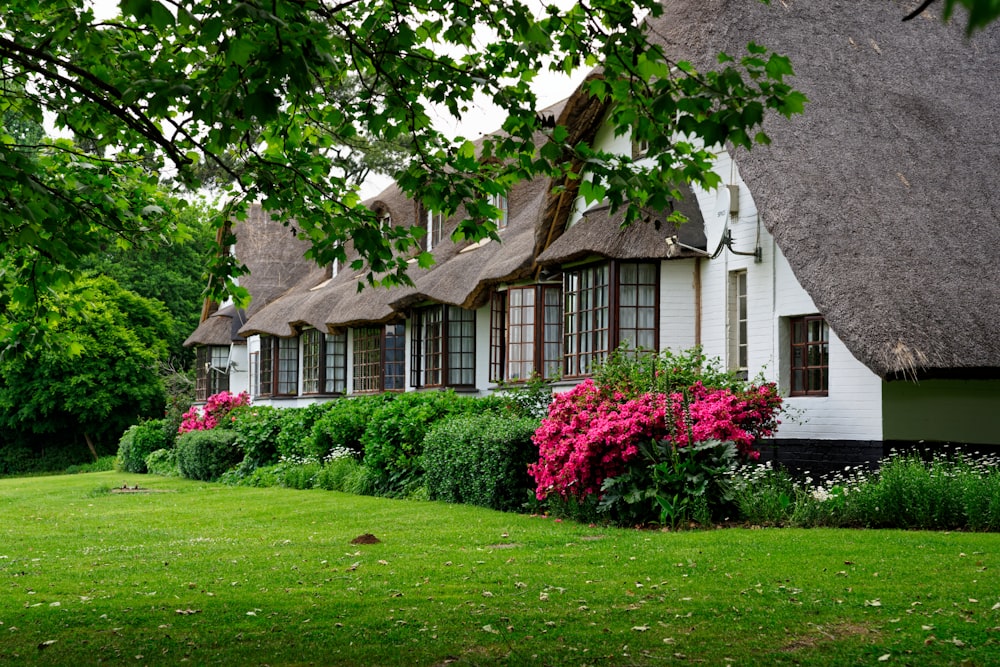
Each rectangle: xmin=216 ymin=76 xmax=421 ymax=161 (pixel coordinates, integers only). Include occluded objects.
xmin=686 ymin=151 xmax=884 ymax=441
xmin=659 ymin=260 xmax=698 ymax=352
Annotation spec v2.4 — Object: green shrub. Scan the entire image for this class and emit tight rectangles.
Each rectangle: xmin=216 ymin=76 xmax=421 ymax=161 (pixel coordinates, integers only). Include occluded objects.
xmin=360 ymin=391 xmax=487 ymax=497
xmin=592 ymin=344 xmax=742 ymax=398
xmin=229 ymin=405 xmax=285 ymax=468
xmin=64 ymin=456 xmax=117 ymax=474
xmin=315 ymin=448 xmax=364 ymax=492
xmin=308 ymin=394 xmax=394 ymax=460
xmin=424 ymin=414 xmax=540 ymax=512
xmin=274 ymin=402 xmax=335 ymax=460
xmin=176 ymin=429 xmax=241 ymax=481
xmin=731 ymin=463 xmax=796 ymax=526
xmin=145 ymin=448 xmax=180 ymax=477
xmin=116 ymin=419 xmax=174 ymax=473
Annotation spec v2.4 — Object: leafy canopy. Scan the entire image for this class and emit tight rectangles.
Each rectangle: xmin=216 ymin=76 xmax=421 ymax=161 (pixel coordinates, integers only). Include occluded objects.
xmin=0 ymin=275 xmax=172 ymax=454
xmin=0 ymin=0 xmax=813 ymax=349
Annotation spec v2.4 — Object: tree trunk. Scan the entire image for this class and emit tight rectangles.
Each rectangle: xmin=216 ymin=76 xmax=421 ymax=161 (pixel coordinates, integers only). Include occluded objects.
xmin=84 ymin=433 xmax=99 ymax=462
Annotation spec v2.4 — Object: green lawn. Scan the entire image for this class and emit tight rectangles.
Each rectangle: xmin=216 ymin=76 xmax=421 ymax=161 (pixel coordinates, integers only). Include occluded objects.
xmin=1 ymin=472 xmax=999 ymax=665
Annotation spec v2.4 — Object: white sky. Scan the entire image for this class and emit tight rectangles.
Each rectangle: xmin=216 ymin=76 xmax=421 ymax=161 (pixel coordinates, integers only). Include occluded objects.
xmin=84 ymin=0 xmax=588 ymax=198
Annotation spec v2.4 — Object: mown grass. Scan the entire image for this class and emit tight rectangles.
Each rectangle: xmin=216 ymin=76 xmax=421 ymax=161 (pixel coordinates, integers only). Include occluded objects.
xmin=2 ymin=472 xmax=999 ymax=666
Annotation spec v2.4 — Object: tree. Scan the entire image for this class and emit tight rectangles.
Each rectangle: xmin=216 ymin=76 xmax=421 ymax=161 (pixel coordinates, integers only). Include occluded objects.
xmin=0 ymin=275 xmax=172 ymax=468
xmin=1 ymin=0 xmax=811 ymax=351
xmin=77 ymin=199 xmax=220 ymax=367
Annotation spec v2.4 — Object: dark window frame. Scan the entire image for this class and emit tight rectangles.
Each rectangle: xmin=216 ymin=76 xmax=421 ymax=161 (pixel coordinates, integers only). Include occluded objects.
xmin=489 ymin=284 xmax=563 ymax=383
xmin=411 ymin=305 xmax=476 ymax=389
xmin=352 ymin=324 xmax=406 ymax=394
xmin=195 ymin=345 xmax=231 ymax=401
xmin=256 ymin=335 xmax=299 ymax=397
xmin=562 ymin=260 xmax=660 ymax=378
xmin=301 ymin=329 xmax=347 ymax=395
xmin=789 ymin=315 xmax=829 ymax=397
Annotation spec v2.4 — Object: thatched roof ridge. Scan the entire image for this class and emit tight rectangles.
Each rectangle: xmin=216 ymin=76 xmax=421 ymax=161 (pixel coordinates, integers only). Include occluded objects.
xmin=645 ymin=0 xmax=1000 ymax=380
xmin=184 ymin=204 xmax=317 ymax=346
xmin=537 ymin=183 xmax=708 ymax=264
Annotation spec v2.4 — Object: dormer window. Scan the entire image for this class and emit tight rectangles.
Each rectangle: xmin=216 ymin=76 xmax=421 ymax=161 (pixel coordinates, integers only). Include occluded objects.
xmin=426 ymin=208 xmax=446 ymax=251
xmin=490 ymin=193 xmax=509 ymax=230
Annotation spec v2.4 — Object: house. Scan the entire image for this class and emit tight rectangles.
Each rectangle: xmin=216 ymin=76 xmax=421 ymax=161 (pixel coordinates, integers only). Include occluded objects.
xmin=185 ymin=1 xmax=1000 ymax=472
xmin=183 ymin=204 xmax=319 ymax=401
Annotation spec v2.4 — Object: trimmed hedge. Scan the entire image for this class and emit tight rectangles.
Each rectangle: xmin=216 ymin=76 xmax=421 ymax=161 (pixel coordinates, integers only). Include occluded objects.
xmin=116 ymin=419 xmax=174 ymax=473
xmin=176 ymin=429 xmax=241 ymax=481
xmin=145 ymin=448 xmax=181 ymax=477
xmin=424 ymin=414 xmax=540 ymax=512
xmin=360 ymin=391 xmax=500 ymax=497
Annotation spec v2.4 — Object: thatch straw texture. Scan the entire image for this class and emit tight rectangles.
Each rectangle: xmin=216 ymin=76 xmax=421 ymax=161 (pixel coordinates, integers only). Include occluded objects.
xmin=648 ymin=0 xmax=1000 ymax=379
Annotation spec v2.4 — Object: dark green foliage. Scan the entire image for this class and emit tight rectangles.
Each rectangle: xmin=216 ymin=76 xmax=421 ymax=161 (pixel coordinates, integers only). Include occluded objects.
xmin=228 ymin=405 xmax=285 ymax=468
xmin=63 ymin=456 xmax=116 ymax=474
xmin=360 ymin=392 xmax=496 ymax=497
xmin=0 ymin=275 xmax=172 ymax=467
xmin=274 ymin=402 xmax=336 ymax=460
xmin=176 ymin=429 xmax=241 ymax=481
xmin=592 ymin=345 xmax=743 ymax=398
xmin=307 ymin=394 xmax=395 ymax=460
xmin=423 ymin=414 xmax=540 ymax=512
xmin=78 ymin=202 xmax=218 ymax=367
xmin=116 ymin=419 xmax=174 ymax=473
xmin=145 ymin=448 xmax=180 ymax=477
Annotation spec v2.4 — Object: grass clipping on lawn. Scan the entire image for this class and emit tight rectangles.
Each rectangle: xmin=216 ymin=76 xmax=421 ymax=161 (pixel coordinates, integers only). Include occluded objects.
xmin=1 ymin=471 xmax=998 ymax=666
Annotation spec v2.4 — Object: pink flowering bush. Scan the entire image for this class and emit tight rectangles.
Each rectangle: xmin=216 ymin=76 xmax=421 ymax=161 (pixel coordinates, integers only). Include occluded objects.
xmin=178 ymin=391 xmax=250 ymax=434
xmin=529 ymin=380 xmax=782 ymax=503
xmin=528 ymin=349 xmax=782 ymax=526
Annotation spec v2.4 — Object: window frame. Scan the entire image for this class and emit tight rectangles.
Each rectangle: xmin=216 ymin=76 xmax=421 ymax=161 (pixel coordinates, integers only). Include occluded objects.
xmin=562 ymin=261 xmax=660 ymax=378
xmin=301 ymin=329 xmax=347 ymax=395
xmin=729 ymin=270 xmax=749 ymax=380
xmin=195 ymin=345 xmax=231 ymax=401
xmin=489 ymin=284 xmax=563 ymax=383
xmin=411 ymin=305 xmax=476 ymax=389
xmin=256 ymin=335 xmax=299 ymax=397
xmin=789 ymin=315 xmax=829 ymax=397
xmin=352 ymin=324 xmax=406 ymax=394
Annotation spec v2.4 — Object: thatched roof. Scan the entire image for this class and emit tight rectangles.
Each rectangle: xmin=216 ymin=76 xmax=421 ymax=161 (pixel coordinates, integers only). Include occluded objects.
xmin=184 ymin=204 xmax=317 ymax=346
xmin=536 ymin=183 xmax=708 ymax=265
xmin=644 ymin=0 xmax=1000 ymax=380
xmin=240 ymin=96 xmax=605 ymax=334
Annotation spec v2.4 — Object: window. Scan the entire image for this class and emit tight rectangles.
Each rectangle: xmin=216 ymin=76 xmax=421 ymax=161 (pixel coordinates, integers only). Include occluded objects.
xmin=195 ymin=345 xmax=230 ymax=401
xmin=428 ymin=209 xmax=446 ymax=249
xmin=411 ymin=305 xmax=476 ymax=388
xmin=416 ymin=204 xmax=447 ymax=252
xmin=489 ymin=285 xmax=563 ymax=382
xmin=352 ymin=324 xmax=405 ymax=394
xmin=617 ymin=263 xmax=658 ymax=351
xmin=790 ymin=315 xmax=829 ymax=396
xmin=302 ymin=329 xmax=347 ymax=394
xmin=257 ymin=335 xmax=299 ymax=396
xmin=490 ymin=193 xmax=509 ymax=230
xmin=563 ymin=261 xmax=659 ymax=377
xmin=729 ymin=270 xmax=748 ymax=380
xmin=564 ymin=264 xmax=609 ymax=377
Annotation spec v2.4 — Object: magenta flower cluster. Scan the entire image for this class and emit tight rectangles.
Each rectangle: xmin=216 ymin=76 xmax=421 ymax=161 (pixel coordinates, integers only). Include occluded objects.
xmin=178 ymin=391 xmax=250 ymax=434
xmin=528 ymin=379 xmax=782 ymax=501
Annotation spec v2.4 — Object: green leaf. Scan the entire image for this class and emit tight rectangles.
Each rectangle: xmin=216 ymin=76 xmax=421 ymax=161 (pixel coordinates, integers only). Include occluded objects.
xmin=149 ymin=1 xmax=175 ymax=31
